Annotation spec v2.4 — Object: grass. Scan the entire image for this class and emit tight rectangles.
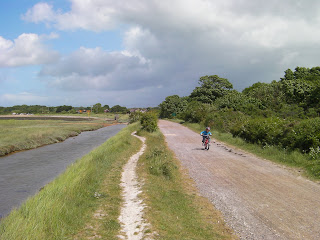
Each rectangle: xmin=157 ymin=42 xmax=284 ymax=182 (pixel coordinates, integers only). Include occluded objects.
xmin=136 ymin=129 xmax=236 ymax=239
xmin=35 ymin=112 xmax=130 ymax=123
xmin=0 ymin=123 xmax=141 ymax=240
xmin=182 ymin=121 xmax=320 ymax=181
xmin=0 ymin=119 xmax=112 ymax=156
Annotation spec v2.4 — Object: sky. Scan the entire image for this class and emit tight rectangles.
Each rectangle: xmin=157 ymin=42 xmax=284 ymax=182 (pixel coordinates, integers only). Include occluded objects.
xmin=1 ymin=0 xmax=320 ymax=108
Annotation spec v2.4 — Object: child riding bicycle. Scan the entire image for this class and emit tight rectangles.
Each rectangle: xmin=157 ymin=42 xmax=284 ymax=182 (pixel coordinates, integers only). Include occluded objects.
xmin=200 ymin=127 xmax=212 ymax=144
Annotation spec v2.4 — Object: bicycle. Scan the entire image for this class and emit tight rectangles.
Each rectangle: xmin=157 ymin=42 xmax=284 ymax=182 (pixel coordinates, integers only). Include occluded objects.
xmin=202 ymin=135 xmax=210 ymax=150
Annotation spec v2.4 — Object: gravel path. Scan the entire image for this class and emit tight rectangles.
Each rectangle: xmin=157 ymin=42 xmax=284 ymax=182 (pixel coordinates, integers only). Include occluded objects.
xmin=159 ymin=120 xmax=320 ymax=240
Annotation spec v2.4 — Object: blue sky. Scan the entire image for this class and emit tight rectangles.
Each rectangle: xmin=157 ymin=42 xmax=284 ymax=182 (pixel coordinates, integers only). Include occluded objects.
xmin=1 ymin=0 xmax=320 ymax=108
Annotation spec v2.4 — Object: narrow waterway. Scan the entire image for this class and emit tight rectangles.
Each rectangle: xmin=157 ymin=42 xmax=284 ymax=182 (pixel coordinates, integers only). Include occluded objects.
xmin=0 ymin=124 xmax=126 ymax=218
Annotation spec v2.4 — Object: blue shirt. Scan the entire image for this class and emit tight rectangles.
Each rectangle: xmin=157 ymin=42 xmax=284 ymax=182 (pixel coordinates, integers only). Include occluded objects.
xmin=200 ymin=130 xmax=212 ymax=136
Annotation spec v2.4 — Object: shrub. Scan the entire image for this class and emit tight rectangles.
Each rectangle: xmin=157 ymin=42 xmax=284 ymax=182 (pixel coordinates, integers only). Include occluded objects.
xmin=207 ymin=108 xmax=249 ymax=133
xmin=140 ymin=112 xmax=158 ymax=132
xmin=180 ymin=101 xmax=209 ymax=123
xmin=231 ymin=117 xmax=287 ymax=146
xmin=284 ymin=118 xmax=320 ymax=152
xmin=129 ymin=111 xmax=142 ymax=124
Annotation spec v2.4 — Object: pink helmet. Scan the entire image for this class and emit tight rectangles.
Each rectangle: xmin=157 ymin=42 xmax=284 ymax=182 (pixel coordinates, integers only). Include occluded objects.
xmin=206 ymin=127 xmax=210 ymax=130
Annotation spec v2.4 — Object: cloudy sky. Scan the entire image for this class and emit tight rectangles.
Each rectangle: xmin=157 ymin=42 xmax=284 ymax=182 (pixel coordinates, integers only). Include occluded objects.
xmin=1 ymin=0 xmax=320 ymax=107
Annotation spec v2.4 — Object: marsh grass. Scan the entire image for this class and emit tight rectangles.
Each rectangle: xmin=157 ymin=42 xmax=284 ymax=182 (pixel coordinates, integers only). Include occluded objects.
xmin=137 ymin=129 xmax=236 ymax=239
xmin=0 ymin=123 xmax=141 ymax=240
xmin=0 ymin=119 xmax=109 ymax=156
xmin=183 ymin=122 xmax=320 ymax=180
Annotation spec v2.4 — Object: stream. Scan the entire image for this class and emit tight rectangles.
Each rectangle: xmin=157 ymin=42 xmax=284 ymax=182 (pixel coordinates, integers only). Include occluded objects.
xmin=0 ymin=124 xmax=126 ymax=218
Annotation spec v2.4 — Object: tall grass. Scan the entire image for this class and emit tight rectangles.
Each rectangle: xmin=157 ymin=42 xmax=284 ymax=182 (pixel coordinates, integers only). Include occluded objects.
xmin=0 ymin=123 xmax=141 ymax=240
xmin=0 ymin=119 xmax=108 ymax=156
xmin=137 ymin=129 xmax=236 ymax=239
xmin=183 ymin=121 xmax=320 ymax=180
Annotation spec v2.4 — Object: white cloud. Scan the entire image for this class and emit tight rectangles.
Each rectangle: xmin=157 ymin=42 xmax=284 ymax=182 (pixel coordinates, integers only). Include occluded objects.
xmin=22 ymin=2 xmax=56 ymax=24
xmin=40 ymin=47 xmax=153 ymax=91
xmin=22 ymin=0 xmax=320 ymax=105
xmin=0 ymin=33 xmax=60 ymax=67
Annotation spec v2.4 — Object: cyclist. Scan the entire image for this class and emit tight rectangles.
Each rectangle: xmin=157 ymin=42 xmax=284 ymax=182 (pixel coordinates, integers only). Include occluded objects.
xmin=200 ymin=127 xmax=212 ymax=144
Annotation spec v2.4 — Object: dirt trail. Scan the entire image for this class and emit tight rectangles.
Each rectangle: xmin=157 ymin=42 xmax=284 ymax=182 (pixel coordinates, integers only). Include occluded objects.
xmin=118 ymin=132 xmax=152 ymax=240
xmin=159 ymin=120 xmax=320 ymax=240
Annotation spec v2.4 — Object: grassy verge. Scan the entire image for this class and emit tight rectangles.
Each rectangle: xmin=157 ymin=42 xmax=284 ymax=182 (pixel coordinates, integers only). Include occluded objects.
xmin=0 ymin=123 xmax=141 ymax=240
xmin=0 ymin=119 xmax=112 ymax=156
xmin=182 ymin=121 xmax=320 ymax=181
xmin=137 ymin=129 xmax=236 ymax=239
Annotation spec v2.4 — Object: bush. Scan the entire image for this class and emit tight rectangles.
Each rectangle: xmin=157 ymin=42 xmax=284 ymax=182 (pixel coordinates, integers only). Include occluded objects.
xmin=129 ymin=111 xmax=142 ymax=124
xmin=180 ymin=101 xmax=209 ymax=123
xmin=231 ymin=117 xmax=320 ymax=154
xmin=284 ymin=118 xmax=320 ymax=152
xmin=231 ymin=117 xmax=287 ymax=146
xmin=141 ymin=112 xmax=158 ymax=132
xmin=206 ymin=108 xmax=249 ymax=133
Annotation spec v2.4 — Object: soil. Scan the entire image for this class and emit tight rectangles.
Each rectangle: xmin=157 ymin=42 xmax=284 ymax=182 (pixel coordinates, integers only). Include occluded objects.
xmin=159 ymin=120 xmax=320 ymax=240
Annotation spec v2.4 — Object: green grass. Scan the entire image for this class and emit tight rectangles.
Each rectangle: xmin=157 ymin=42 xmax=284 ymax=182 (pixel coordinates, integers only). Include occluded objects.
xmin=0 ymin=119 xmax=110 ymax=156
xmin=37 ymin=112 xmax=130 ymax=123
xmin=0 ymin=123 xmax=141 ymax=240
xmin=182 ymin=121 xmax=320 ymax=180
xmin=137 ymin=129 xmax=236 ymax=239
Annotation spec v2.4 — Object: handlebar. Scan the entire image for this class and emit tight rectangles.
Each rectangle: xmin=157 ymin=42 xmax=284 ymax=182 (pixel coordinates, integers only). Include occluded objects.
xmin=201 ymin=135 xmax=211 ymax=138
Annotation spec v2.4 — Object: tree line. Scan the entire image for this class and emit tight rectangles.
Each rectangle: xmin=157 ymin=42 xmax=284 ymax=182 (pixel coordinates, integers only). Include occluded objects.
xmin=0 ymin=103 xmax=129 ymax=114
xmin=159 ymin=67 xmax=320 ymax=160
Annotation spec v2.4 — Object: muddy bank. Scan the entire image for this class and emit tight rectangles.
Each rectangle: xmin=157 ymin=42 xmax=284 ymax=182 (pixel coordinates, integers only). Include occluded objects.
xmin=0 ymin=124 xmax=126 ymax=218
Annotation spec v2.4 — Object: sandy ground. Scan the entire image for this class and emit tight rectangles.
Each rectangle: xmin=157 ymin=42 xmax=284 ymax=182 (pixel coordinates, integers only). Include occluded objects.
xmin=159 ymin=120 xmax=320 ymax=240
xmin=118 ymin=132 xmax=152 ymax=240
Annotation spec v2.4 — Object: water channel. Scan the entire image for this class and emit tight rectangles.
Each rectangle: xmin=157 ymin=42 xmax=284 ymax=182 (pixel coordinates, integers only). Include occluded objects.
xmin=0 ymin=124 xmax=126 ymax=218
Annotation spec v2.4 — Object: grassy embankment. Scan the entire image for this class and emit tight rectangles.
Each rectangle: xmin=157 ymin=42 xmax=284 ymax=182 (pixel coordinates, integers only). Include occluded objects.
xmin=0 ymin=123 xmax=142 ymax=240
xmin=180 ymin=121 xmax=320 ymax=181
xmin=0 ymin=119 xmax=114 ymax=156
xmin=0 ymin=120 xmax=236 ymax=239
xmin=136 ymin=129 xmax=236 ymax=239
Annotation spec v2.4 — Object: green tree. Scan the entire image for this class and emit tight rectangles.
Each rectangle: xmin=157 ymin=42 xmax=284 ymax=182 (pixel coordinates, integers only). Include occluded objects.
xmin=214 ymin=90 xmax=264 ymax=115
xmin=56 ymin=105 xmax=72 ymax=113
xmin=242 ymin=81 xmax=284 ymax=112
xmin=103 ymin=105 xmax=110 ymax=111
xmin=181 ymin=101 xmax=209 ymax=123
xmin=189 ymin=75 xmax=233 ymax=104
xmin=159 ymin=95 xmax=188 ymax=118
xmin=92 ymin=103 xmax=104 ymax=113
xmin=110 ymin=105 xmax=128 ymax=113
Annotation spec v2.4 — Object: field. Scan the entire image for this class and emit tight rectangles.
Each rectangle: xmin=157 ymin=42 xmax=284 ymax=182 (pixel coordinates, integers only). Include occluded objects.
xmin=0 ymin=115 xmax=127 ymax=156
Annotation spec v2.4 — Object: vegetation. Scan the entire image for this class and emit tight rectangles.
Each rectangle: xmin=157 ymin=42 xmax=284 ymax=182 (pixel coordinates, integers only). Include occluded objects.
xmin=0 ymin=103 xmax=128 ymax=115
xmin=137 ymin=129 xmax=236 ymax=239
xmin=0 ymin=119 xmax=107 ymax=156
xmin=140 ymin=111 xmax=158 ymax=132
xmin=159 ymin=67 xmax=320 ymax=179
xmin=0 ymin=123 xmax=142 ymax=240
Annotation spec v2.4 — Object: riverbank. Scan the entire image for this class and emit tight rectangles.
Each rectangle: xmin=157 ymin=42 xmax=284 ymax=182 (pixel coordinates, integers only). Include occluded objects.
xmin=0 ymin=124 xmax=126 ymax=218
xmin=0 ymin=123 xmax=142 ymax=239
xmin=0 ymin=118 xmax=121 ymax=156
